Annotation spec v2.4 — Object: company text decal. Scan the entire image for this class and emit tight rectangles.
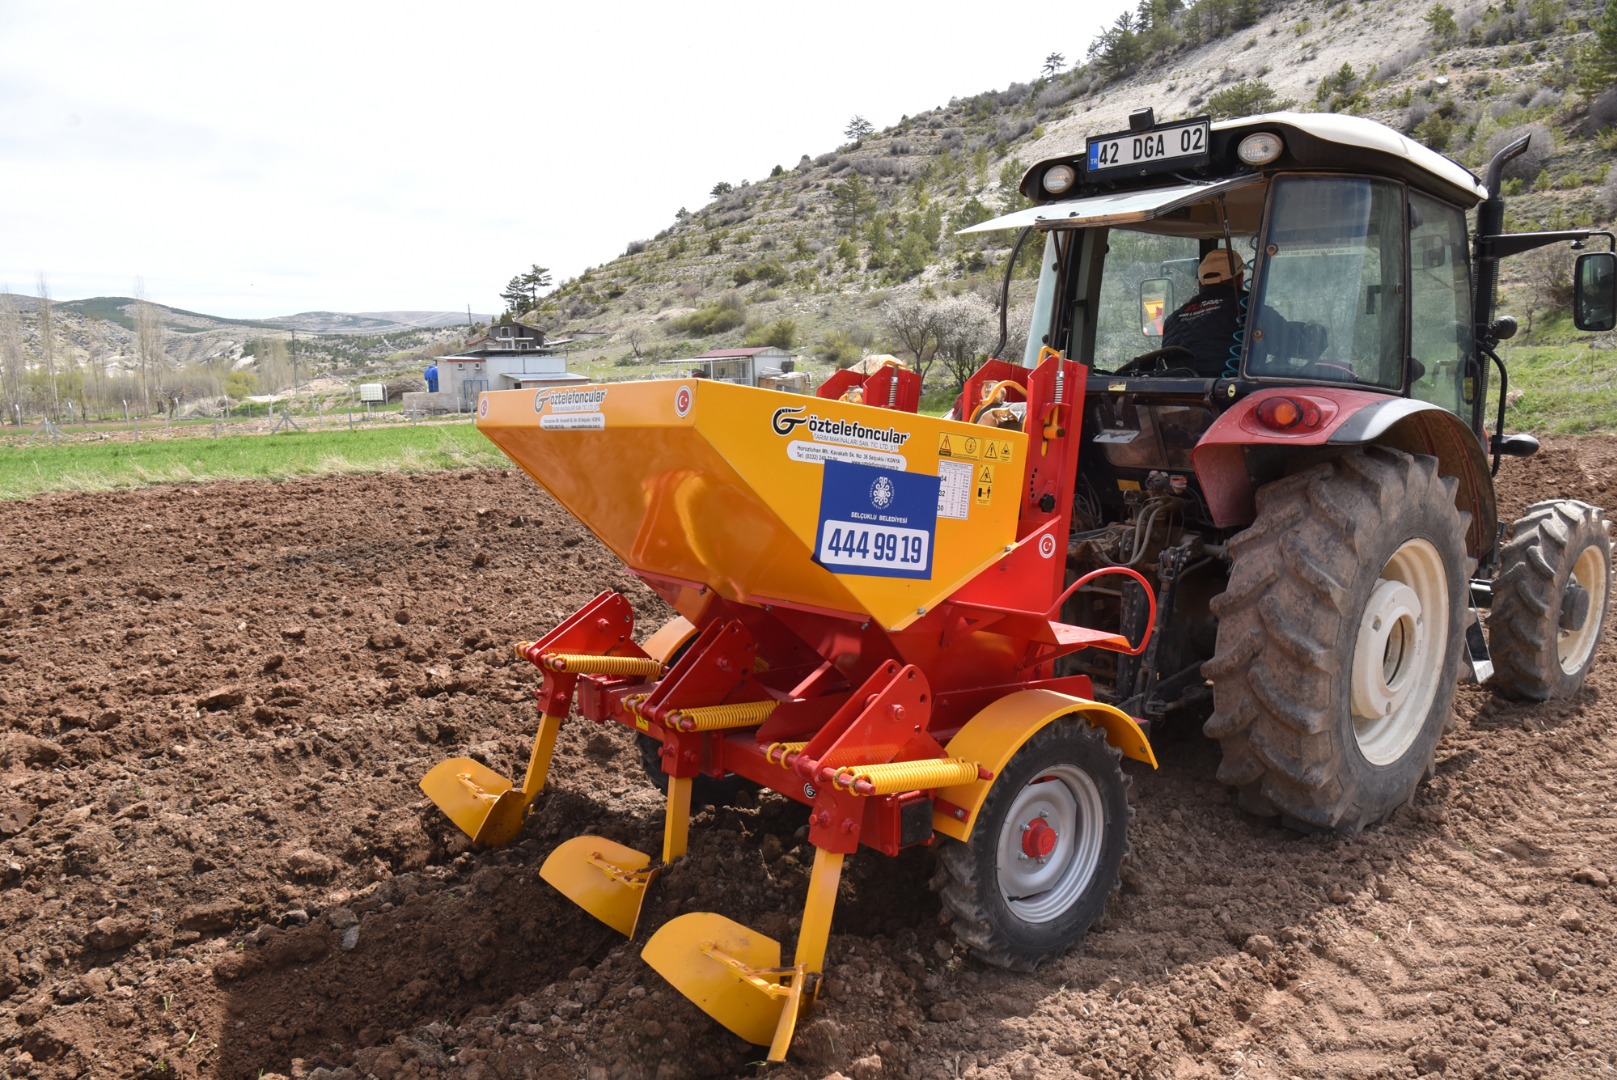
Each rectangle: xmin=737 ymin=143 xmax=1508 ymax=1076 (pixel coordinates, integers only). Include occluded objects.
xmin=771 ymin=406 xmax=911 ymax=452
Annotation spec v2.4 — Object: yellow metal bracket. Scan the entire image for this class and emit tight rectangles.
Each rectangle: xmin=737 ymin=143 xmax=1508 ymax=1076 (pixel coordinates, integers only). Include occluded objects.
xmin=420 ymin=710 xmax=565 ymax=847
xmin=642 ymin=847 xmax=845 ymax=1061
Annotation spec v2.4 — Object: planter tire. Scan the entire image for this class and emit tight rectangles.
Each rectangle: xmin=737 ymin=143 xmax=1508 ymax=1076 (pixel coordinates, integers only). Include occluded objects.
xmin=934 ymin=719 xmax=1130 ymax=972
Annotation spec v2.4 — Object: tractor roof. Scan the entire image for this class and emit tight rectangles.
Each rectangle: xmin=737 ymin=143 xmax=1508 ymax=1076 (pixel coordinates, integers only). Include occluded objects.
xmin=974 ymin=112 xmax=1488 ymax=236
xmin=1210 ymin=112 xmax=1487 ymax=203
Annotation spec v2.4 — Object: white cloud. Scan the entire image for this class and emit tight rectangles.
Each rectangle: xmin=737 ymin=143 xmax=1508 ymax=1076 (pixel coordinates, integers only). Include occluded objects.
xmin=0 ymin=1 xmax=1129 ymax=317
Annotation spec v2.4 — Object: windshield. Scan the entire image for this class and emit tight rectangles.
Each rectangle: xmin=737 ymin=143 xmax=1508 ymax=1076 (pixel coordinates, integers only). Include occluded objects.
xmin=1092 ymin=230 xmax=1252 ymax=374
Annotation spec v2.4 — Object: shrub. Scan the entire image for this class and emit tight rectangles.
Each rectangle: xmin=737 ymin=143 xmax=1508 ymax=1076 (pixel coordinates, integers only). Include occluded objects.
xmin=669 ymin=293 xmax=747 ymax=336
xmin=744 ymin=318 xmax=797 ymax=350
xmin=1207 ymin=79 xmax=1282 ymax=119
xmin=816 ymin=331 xmax=866 ymax=369
xmin=224 ymin=370 xmax=259 ymax=399
xmin=624 ymin=239 xmax=648 ymax=257
xmin=1482 ymin=123 xmax=1553 ymax=181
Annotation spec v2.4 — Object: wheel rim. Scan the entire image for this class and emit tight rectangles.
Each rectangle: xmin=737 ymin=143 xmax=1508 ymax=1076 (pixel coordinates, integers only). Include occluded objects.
xmin=995 ymin=764 xmax=1104 ymax=923
xmin=1350 ymin=538 xmax=1448 ymax=766
xmin=1560 ymin=543 xmax=1610 ymax=674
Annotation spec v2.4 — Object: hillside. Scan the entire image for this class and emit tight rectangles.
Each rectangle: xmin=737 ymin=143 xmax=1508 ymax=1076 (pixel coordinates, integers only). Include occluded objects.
xmin=523 ymin=0 xmax=1615 ymax=383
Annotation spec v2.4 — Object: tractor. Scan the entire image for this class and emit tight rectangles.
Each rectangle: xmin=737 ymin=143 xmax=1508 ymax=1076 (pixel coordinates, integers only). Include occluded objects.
xmin=421 ymin=110 xmax=1615 ymax=1060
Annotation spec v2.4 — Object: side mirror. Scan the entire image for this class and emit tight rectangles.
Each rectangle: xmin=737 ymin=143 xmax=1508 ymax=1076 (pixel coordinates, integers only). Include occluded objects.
xmin=1573 ymin=251 xmax=1616 ymax=332
xmin=1140 ymin=277 xmax=1171 ymax=338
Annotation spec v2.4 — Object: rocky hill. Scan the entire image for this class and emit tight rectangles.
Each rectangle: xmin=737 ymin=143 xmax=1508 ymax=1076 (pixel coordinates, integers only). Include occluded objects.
xmin=523 ymin=0 xmax=1615 ymax=380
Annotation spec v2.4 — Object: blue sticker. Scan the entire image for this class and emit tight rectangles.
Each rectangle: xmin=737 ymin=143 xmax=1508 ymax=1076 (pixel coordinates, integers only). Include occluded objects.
xmin=814 ymin=460 xmax=938 ymax=580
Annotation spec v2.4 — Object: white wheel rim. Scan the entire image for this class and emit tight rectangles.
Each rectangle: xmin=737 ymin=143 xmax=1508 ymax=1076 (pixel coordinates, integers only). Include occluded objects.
xmin=1560 ymin=544 xmax=1610 ymax=674
xmin=1351 ymin=538 xmax=1448 ymax=766
xmin=995 ymin=764 xmax=1104 ymax=924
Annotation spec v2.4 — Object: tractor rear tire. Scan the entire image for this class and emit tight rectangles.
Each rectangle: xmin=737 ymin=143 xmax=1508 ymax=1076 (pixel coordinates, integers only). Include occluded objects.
xmin=1487 ymin=500 xmax=1612 ymax=701
xmin=933 ymin=720 xmax=1130 ymax=972
xmin=1202 ymin=447 xmax=1469 ymax=834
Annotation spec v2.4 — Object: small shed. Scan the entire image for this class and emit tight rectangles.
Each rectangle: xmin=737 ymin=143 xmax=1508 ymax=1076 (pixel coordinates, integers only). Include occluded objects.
xmin=661 ymin=346 xmax=793 ymax=387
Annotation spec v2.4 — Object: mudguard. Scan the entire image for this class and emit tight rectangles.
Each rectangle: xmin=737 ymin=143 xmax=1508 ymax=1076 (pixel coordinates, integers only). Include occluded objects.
xmin=1192 ymin=389 xmax=1495 ymax=559
xmin=932 ymin=689 xmax=1155 ymax=842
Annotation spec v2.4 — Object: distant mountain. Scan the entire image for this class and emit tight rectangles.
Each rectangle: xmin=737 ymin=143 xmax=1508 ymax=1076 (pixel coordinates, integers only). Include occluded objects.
xmin=258 ymin=310 xmax=494 ymax=335
xmin=0 ymin=293 xmax=488 ymax=389
xmin=22 ymin=296 xmax=491 ymax=337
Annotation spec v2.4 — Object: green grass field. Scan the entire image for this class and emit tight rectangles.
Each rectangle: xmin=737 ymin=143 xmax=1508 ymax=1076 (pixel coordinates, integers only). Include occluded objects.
xmin=1491 ymin=345 xmax=1617 ymax=435
xmin=0 ymin=422 xmax=510 ymax=500
xmin=2 ymin=341 xmax=1610 ymax=500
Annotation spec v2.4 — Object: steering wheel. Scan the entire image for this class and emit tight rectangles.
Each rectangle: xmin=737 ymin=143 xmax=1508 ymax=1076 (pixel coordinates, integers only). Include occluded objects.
xmin=1112 ymin=346 xmax=1196 ymax=376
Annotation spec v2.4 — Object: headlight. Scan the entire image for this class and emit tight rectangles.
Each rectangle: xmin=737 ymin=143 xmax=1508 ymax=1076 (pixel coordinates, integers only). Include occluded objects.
xmin=1042 ymin=164 xmax=1077 ymax=195
xmin=1237 ymin=133 xmax=1283 ymax=165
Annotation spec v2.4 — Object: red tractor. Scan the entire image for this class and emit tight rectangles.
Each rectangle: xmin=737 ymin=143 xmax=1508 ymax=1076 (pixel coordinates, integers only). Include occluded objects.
xmin=963 ymin=107 xmax=1614 ymax=833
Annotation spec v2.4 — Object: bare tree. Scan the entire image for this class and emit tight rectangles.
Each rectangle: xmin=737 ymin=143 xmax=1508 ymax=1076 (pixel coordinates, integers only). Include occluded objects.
xmin=0 ymin=290 xmax=25 ymax=423
xmin=880 ymin=297 xmax=944 ymax=382
xmin=133 ymin=282 xmax=166 ymax=413
xmin=84 ymin=316 xmax=108 ymax=415
xmin=257 ymin=337 xmax=291 ymax=395
xmin=933 ymin=293 xmax=998 ymax=391
xmin=36 ymin=274 xmax=64 ymax=423
xmin=1516 ymin=245 xmax=1575 ymax=334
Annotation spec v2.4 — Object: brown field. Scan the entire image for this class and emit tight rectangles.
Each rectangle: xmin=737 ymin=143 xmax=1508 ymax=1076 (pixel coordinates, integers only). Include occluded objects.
xmin=1 ymin=438 xmax=1614 ymax=1079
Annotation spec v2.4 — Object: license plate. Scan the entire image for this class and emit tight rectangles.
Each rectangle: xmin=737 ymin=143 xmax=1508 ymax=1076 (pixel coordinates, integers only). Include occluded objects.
xmin=1087 ymin=119 xmax=1211 ymax=176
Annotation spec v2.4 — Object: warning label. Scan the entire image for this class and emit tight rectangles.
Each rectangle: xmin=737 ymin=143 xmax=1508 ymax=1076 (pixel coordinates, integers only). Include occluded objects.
xmin=975 ymin=463 xmax=995 ymax=505
xmin=938 ymin=432 xmax=1015 ymax=464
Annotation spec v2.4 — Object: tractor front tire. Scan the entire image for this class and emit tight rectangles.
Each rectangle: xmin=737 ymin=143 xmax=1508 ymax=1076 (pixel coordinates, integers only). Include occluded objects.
xmin=1487 ymin=500 xmax=1612 ymax=701
xmin=934 ymin=720 xmax=1130 ymax=972
xmin=1203 ymin=447 xmax=1469 ymax=834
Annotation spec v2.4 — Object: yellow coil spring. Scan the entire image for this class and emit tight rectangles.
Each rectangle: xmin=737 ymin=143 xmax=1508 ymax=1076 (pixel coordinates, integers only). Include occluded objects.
xmin=766 ymin=741 xmax=808 ymax=766
xmin=834 ymin=758 xmax=981 ymax=796
xmin=538 ymin=652 xmax=664 ymax=676
xmin=669 ymin=700 xmax=778 ymax=732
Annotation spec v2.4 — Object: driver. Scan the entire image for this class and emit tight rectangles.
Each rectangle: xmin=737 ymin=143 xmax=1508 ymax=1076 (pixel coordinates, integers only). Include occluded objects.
xmin=1162 ymin=248 xmax=1246 ymax=377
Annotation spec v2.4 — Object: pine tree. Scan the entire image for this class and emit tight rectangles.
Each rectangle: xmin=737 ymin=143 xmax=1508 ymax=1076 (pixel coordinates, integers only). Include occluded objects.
xmin=1575 ymin=0 xmax=1617 ymax=100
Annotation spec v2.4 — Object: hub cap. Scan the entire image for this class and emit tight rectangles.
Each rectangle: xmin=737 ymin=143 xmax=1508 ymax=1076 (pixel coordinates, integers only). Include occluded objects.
xmin=996 ymin=764 xmax=1104 ymax=924
xmin=1560 ymin=544 xmax=1610 ymax=674
xmin=1351 ymin=539 xmax=1448 ymax=766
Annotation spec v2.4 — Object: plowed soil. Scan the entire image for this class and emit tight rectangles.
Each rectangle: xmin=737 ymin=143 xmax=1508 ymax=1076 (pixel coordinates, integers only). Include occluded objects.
xmin=2 ymin=437 xmax=1614 ymax=1080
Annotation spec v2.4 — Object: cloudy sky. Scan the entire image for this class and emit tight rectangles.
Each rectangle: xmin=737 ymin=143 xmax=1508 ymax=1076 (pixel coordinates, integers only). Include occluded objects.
xmin=0 ymin=2 xmax=1131 ymax=319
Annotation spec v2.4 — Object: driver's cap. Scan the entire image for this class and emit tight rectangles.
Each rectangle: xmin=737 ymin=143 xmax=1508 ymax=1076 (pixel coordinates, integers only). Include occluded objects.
xmin=1199 ymin=249 xmax=1245 ymax=284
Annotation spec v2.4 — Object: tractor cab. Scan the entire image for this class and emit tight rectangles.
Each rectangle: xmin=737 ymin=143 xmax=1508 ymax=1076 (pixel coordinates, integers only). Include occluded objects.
xmin=965 ymin=111 xmax=1495 ymax=487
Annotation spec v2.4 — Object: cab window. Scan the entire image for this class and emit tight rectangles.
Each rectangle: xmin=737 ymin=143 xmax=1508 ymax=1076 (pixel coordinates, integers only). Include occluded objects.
xmin=1247 ymin=177 xmax=1406 ymax=389
xmin=1408 ymin=192 xmax=1474 ymax=414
